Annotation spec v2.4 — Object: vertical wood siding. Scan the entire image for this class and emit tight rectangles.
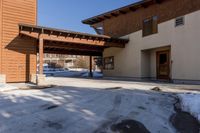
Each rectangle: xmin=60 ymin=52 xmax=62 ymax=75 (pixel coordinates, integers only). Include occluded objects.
xmin=1 ymin=0 xmax=37 ymax=82
xmin=0 ymin=0 xmax=2 ymax=74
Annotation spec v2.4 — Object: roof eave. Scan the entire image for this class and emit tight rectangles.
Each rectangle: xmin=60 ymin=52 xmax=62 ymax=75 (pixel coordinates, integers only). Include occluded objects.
xmin=82 ymin=0 xmax=164 ymax=25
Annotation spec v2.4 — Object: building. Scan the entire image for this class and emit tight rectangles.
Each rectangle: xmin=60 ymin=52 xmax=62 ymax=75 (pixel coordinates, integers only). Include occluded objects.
xmin=0 ymin=0 xmax=126 ymax=84
xmin=0 ymin=0 xmax=37 ymax=83
xmin=44 ymin=54 xmax=79 ymax=69
xmin=83 ymin=0 xmax=200 ymax=84
xmin=1 ymin=0 xmax=199 ymax=84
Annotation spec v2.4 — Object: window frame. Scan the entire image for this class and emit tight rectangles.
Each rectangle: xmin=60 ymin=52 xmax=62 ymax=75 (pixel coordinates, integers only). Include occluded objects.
xmin=103 ymin=56 xmax=114 ymax=70
xmin=142 ymin=16 xmax=158 ymax=37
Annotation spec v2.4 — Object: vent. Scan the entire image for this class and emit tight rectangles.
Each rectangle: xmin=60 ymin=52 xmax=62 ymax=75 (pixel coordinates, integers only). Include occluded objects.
xmin=175 ymin=16 xmax=184 ymax=27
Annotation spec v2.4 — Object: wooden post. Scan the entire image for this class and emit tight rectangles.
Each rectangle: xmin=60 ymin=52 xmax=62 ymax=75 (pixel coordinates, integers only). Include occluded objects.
xmin=89 ymin=56 xmax=93 ymax=77
xmin=39 ymin=38 xmax=44 ymax=75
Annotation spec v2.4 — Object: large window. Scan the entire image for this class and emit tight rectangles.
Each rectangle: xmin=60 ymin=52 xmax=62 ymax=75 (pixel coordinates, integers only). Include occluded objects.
xmin=104 ymin=56 xmax=114 ymax=70
xmin=143 ymin=16 xmax=158 ymax=37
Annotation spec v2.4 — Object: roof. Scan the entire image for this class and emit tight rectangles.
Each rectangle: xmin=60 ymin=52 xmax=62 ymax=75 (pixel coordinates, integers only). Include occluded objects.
xmin=19 ymin=24 xmax=128 ymax=44
xmin=82 ymin=0 xmax=164 ymax=25
xmin=19 ymin=24 xmax=129 ymax=56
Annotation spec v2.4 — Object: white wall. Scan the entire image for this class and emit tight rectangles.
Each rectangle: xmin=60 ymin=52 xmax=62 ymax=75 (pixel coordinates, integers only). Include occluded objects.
xmin=103 ymin=10 xmax=200 ymax=81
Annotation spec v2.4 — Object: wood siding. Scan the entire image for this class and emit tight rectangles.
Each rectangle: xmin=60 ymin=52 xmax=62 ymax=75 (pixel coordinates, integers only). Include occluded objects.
xmin=0 ymin=0 xmax=37 ymax=82
xmin=101 ymin=0 xmax=200 ymax=37
xmin=0 ymin=0 xmax=2 ymax=74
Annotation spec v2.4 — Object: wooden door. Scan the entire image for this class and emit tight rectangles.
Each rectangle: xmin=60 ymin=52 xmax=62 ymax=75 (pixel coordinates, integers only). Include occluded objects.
xmin=156 ymin=50 xmax=170 ymax=80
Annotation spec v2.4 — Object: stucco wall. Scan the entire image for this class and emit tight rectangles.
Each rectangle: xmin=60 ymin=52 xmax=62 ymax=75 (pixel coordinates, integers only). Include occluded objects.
xmin=103 ymin=10 xmax=200 ymax=81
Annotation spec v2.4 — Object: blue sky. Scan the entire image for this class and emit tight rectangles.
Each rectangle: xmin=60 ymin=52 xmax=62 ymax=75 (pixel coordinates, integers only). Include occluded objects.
xmin=38 ymin=0 xmax=140 ymax=34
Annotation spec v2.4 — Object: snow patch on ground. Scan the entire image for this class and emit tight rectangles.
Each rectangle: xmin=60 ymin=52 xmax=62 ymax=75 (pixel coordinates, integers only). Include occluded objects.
xmin=0 ymin=84 xmax=18 ymax=92
xmin=81 ymin=71 xmax=103 ymax=78
xmin=0 ymin=79 xmax=177 ymax=133
xmin=45 ymin=69 xmax=103 ymax=78
xmin=179 ymin=93 xmax=200 ymax=122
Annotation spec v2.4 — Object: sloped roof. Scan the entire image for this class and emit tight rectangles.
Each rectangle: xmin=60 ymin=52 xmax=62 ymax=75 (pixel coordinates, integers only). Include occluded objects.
xmin=82 ymin=0 xmax=164 ymax=25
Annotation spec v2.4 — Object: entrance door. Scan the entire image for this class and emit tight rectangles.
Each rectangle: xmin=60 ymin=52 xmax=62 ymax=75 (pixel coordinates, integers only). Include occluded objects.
xmin=156 ymin=50 xmax=170 ymax=80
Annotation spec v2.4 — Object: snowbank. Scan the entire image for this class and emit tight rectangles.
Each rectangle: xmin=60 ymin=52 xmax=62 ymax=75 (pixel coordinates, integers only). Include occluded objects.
xmin=68 ymin=68 xmax=88 ymax=72
xmin=179 ymin=93 xmax=200 ymax=122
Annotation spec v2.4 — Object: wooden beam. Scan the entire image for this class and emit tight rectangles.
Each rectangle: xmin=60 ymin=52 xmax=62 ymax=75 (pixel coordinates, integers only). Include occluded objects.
xmin=111 ymin=13 xmax=119 ymax=17
xmin=119 ymin=10 xmax=127 ymax=14
xmin=89 ymin=56 xmax=93 ymax=77
xmin=104 ymin=15 xmax=111 ymax=19
xmin=155 ymin=0 xmax=163 ymax=4
xmin=19 ymin=31 xmax=127 ymax=48
xmin=39 ymin=38 xmax=44 ymax=75
xmin=44 ymin=43 xmax=104 ymax=52
xmin=44 ymin=49 xmax=102 ymax=56
xmin=129 ymin=7 xmax=137 ymax=11
xmin=97 ymin=17 xmax=104 ymax=21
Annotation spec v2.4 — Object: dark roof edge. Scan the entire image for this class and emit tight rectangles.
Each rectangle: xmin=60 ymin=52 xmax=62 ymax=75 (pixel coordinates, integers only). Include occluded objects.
xmin=82 ymin=0 xmax=163 ymax=25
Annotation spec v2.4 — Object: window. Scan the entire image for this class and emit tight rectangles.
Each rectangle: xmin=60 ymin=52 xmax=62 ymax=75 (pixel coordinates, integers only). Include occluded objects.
xmin=104 ymin=56 xmax=114 ymax=70
xmin=175 ymin=16 xmax=184 ymax=27
xmin=143 ymin=16 xmax=158 ymax=37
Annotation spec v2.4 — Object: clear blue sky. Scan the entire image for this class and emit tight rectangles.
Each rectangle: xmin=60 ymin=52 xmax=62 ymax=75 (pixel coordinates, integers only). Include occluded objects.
xmin=38 ymin=0 xmax=140 ymax=34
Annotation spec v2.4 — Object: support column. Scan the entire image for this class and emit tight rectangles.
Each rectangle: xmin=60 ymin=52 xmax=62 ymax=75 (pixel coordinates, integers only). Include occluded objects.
xmin=36 ymin=38 xmax=46 ymax=85
xmin=89 ymin=56 xmax=93 ymax=77
xmin=39 ymin=38 xmax=44 ymax=75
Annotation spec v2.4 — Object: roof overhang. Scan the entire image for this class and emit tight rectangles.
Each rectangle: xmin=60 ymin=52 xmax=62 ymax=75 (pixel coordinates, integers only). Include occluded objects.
xmin=18 ymin=24 xmax=129 ymax=56
xmin=82 ymin=0 xmax=165 ymax=25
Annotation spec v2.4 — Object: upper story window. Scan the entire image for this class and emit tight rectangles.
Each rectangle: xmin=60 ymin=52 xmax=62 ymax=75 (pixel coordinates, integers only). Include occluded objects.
xmin=143 ymin=16 xmax=158 ymax=37
xmin=175 ymin=16 xmax=184 ymax=27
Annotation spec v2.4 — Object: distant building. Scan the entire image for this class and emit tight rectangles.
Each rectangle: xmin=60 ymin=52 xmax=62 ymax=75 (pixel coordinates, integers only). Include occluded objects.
xmin=44 ymin=54 xmax=78 ymax=69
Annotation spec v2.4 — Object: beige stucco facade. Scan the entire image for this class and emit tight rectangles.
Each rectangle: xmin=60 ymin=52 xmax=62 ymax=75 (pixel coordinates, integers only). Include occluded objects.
xmin=103 ymin=11 xmax=200 ymax=83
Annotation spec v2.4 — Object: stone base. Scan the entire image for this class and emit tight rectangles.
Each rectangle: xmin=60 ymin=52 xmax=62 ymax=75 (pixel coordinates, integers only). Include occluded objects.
xmin=30 ymin=74 xmax=37 ymax=84
xmin=0 ymin=74 xmax=6 ymax=84
xmin=30 ymin=74 xmax=47 ymax=86
xmin=36 ymin=74 xmax=46 ymax=86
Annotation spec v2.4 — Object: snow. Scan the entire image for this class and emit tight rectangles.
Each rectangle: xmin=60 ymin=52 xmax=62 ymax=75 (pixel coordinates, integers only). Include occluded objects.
xmin=81 ymin=71 xmax=103 ymax=78
xmin=44 ymin=70 xmax=87 ymax=77
xmin=1 ymin=76 xmax=200 ymax=133
xmin=44 ymin=69 xmax=103 ymax=78
xmin=0 ymin=78 xmax=177 ymax=133
xmin=0 ymin=84 xmax=18 ymax=92
xmin=179 ymin=93 xmax=200 ymax=122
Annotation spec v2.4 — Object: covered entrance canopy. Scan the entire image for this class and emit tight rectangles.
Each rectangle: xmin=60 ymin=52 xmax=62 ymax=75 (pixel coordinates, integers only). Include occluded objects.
xmin=18 ymin=24 xmax=128 ymax=77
